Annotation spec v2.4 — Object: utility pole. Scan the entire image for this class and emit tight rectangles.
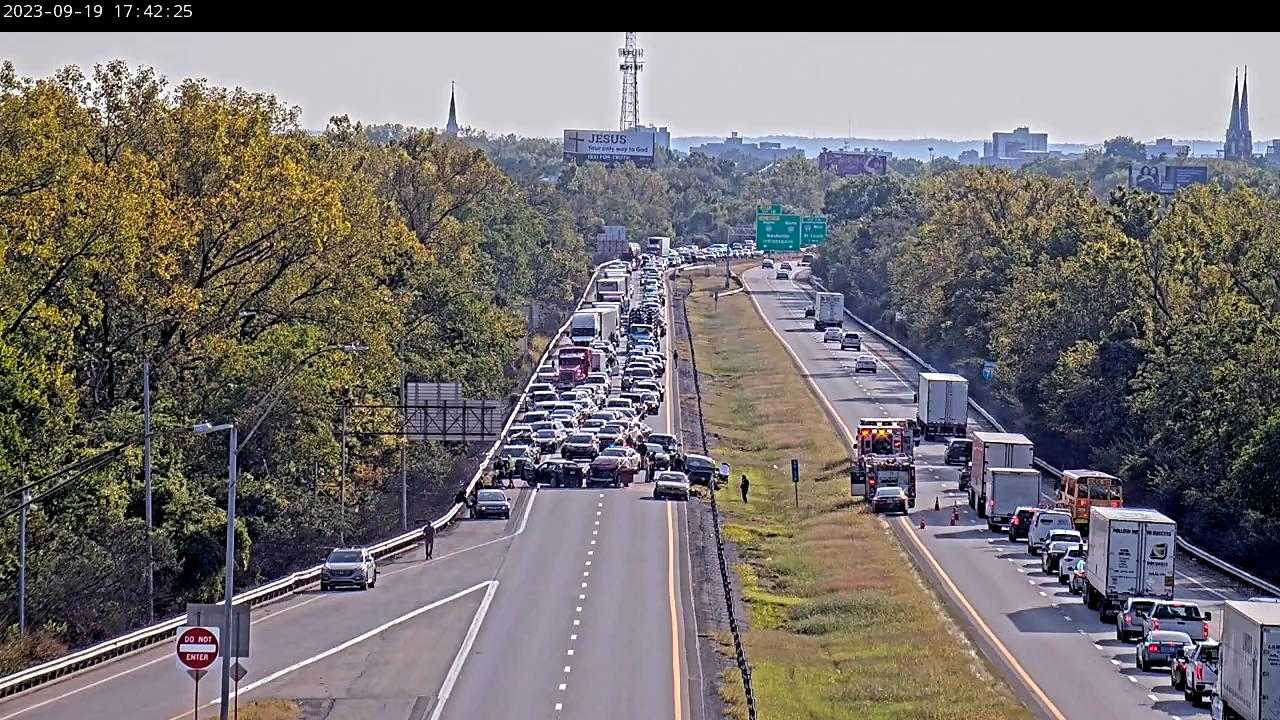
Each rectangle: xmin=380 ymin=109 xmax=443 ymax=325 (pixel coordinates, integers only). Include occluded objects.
xmin=143 ymin=359 xmax=154 ymax=623
xmin=18 ymin=488 xmax=29 ymax=633
xmin=398 ymin=344 xmax=408 ymax=532
xmin=339 ymin=401 xmax=348 ymax=546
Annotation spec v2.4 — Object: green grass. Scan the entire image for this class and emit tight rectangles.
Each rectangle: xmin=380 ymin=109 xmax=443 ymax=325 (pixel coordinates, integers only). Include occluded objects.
xmin=204 ymin=699 xmax=297 ymax=720
xmin=680 ymin=268 xmax=1029 ymax=720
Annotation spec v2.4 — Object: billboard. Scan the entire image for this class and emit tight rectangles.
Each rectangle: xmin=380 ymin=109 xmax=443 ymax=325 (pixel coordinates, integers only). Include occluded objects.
xmin=564 ymin=129 xmax=655 ymax=166
xmin=818 ymin=150 xmax=888 ymax=177
xmin=1128 ymin=163 xmax=1209 ymax=195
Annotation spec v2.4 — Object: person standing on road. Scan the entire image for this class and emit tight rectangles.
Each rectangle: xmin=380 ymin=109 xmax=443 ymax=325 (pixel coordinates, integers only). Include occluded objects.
xmin=740 ymin=474 xmax=750 ymax=504
xmin=454 ymin=489 xmax=468 ymax=519
xmin=423 ymin=521 xmax=435 ymax=560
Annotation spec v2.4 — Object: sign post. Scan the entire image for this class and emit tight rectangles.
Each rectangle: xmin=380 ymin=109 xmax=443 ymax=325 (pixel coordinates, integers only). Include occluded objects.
xmin=176 ymin=626 xmax=219 ymax=720
xmin=791 ymin=459 xmax=800 ymax=509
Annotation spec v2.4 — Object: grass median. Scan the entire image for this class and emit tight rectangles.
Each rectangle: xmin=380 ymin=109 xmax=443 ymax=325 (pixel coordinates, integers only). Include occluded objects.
xmin=680 ymin=268 xmax=1028 ymax=720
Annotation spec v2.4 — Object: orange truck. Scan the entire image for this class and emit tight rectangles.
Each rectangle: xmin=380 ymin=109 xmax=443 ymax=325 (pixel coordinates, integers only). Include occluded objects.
xmin=1056 ymin=469 xmax=1122 ymax=530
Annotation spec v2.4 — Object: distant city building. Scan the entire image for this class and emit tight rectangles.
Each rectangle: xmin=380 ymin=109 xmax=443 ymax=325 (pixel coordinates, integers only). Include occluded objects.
xmin=958 ymin=149 xmax=980 ymax=165
xmin=690 ymin=132 xmax=805 ymax=162
xmin=817 ymin=149 xmax=888 ymax=176
xmin=1147 ymin=138 xmax=1190 ymax=159
xmin=1267 ymin=139 xmax=1280 ymax=166
xmin=444 ymin=82 xmax=459 ymax=136
xmin=981 ymin=126 xmax=1049 ymax=169
xmin=1223 ymin=68 xmax=1253 ymax=161
xmin=634 ymin=124 xmax=671 ymax=152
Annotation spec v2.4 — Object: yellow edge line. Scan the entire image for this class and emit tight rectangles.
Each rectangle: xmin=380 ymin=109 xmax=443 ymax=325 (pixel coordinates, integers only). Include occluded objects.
xmin=741 ymin=270 xmax=1067 ymax=720
xmin=667 ymin=501 xmax=684 ymax=720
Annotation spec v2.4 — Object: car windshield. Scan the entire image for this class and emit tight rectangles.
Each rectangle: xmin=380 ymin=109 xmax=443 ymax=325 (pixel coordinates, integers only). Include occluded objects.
xmin=656 ymin=473 xmax=688 ymax=483
xmin=1198 ymin=644 xmax=1219 ymax=662
xmin=1129 ymin=600 xmax=1156 ymax=615
xmin=328 ymin=550 xmax=362 ymax=563
xmin=874 ymin=487 xmax=904 ymax=497
xmin=1150 ymin=631 xmax=1193 ymax=644
xmin=645 ymin=444 xmax=663 ymax=454
xmin=1085 ymin=481 xmax=1123 ymax=500
xmin=1154 ymin=604 xmax=1203 ymax=621
xmin=500 ymin=446 xmax=526 ymax=456
xmin=601 ymin=448 xmax=627 ymax=457
xmin=477 ymin=490 xmax=506 ymax=502
xmin=569 ymin=434 xmax=594 ymax=443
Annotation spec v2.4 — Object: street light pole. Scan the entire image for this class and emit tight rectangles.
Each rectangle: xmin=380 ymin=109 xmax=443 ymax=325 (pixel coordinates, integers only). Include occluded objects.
xmin=143 ymin=358 xmax=154 ymax=624
xmin=399 ymin=342 xmax=407 ymax=532
xmin=193 ymin=421 xmax=237 ymax=720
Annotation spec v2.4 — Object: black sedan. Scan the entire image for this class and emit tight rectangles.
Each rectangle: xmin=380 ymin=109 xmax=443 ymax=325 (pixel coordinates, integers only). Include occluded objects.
xmin=871 ymin=486 xmax=909 ymax=515
xmin=1137 ymin=630 xmax=1194 ymax=671
xmin=560 ymin=433 xmax=600 ymax=461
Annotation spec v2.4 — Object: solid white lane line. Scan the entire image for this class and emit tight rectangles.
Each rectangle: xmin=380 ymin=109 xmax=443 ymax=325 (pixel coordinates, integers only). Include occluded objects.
xmin=428 ymin=581 xmax=501 ymax=720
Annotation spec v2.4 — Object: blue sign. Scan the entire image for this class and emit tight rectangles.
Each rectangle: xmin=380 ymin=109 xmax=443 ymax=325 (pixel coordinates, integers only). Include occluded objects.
xmin=981 ymin=361 xmax=995 ymax=382
xmin=791 ymin=458 xmax=800 ymax=484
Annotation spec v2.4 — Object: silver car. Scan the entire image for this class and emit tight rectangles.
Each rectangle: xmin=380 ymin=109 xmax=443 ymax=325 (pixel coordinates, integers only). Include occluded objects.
xmin=1116 ymin=597 xmax=1159 ymax=642
xmin=474 ymin=489 xmax=512 ymax=519
xmin=653 ymin=471 xmax=690 ymax=501
xmin=320 ymin=548 xmax=377 ymax=591
xmin=1137 ymin=630 xmax=1194 ymax=671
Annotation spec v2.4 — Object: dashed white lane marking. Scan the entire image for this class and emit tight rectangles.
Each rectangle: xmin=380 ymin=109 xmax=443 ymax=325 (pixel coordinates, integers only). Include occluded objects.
xmin=574 ymin=619 xmax=580 ymax=626
xmin=1027 ymin=580 xmax=1035 ymax=585
xmin=1016 ymin=568 xmax=1025 ymax=573
xmin=596 ymin=511 xmax=601 ymax=516
xmin=555 ymin=703 xmax=563 ymax=712
xmin=598 ymin=493 xmax=604 ymax=497
xmin=576 ymin=606 xmax=582 ymax=612
xmin=559 ymin=683 xmax=567 ymax=691
xmin=588 ymin=550 xmax=594 ymax=555
xmin=590 ymin=540 xmax=596 ymax=545
xmin=570 ymin=634 xmax=577 ymax=641
xmin=594 ymin=521 xmax=599 ymax=525
xmin=1094 ymin=644 xmax=1104 ymax=651
xmin=583 ymin=571 xmax=590 ymax=577
xmin=581 ymin=582 xmax=587 ymax=588
xmin=564 ymin=666 xmax=571 ymax=673
xmin=1128 ymin=677 xmax=1138 ymax=684
xmin=579 ymin=594 xmax=585 ymax=600
xmin=1038 ymin=591 xmax=1047 ymax=597
xmin=1062 ymin=615 xmax=1072 ymax=621
xmin=1110 ymin=659 xmax=1121 ymax=666
xmin=1147 ymin=694 xmax=1158 ymax=703
xmin=598 ymin=502 xmax=603 ymax=507
xmin=567 ymin=649 xmax=574 ymax=656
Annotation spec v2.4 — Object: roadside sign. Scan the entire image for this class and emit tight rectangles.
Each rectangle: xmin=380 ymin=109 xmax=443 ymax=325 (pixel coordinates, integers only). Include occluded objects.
xmin=175 ymin=626 xmax=219 ymax=673
xmin=187 ymin=603 xmax=250 ymax=658
xmin=230 ymin=660 xmax=248 ymax=683
xmin=791 ymin=459 xmax=800 ymax=484
xmin=755 ymin=211 xmax=828 ymax=251
xmin=799 ymin=216 xmax=828 ymax=244
xmin=981 ymin=360 xmax=995 ymax=382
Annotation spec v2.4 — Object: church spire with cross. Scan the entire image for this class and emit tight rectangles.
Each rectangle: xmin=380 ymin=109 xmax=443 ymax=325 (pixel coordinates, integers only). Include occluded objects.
xmin=1224 ymin=67 xmax=1254 ymax=161
xmin=445 ymin=81 xmax=459 ymax=136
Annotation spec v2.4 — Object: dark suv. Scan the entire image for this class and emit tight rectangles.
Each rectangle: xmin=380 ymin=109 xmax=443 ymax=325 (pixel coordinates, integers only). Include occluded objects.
xmin=944 ymin=438 xmax=972 ymax=466
xmin=1007 ymin=507 xmax=1038 ymax=541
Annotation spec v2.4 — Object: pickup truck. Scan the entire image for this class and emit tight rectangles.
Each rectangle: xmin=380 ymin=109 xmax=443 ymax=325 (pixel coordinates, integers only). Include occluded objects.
xmin=1142 ymin=600 xmax=1211 ymax=643
xmin=1171 ymin=639 xmax=1219 ymax=707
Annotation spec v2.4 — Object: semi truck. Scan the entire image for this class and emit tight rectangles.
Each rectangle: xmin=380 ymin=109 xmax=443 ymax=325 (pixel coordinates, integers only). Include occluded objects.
xmin=1215 ymin=600 xmax=1280 ymax=720
xmin=813 ymin=292 xmax=845 ymax=330
xmin=983 ymin=467 xmax=1042 ymax=532
xmin=556 ymin=346 xmax=592 ymax=388
xmin=916 ymin=372 xmax=969 ymax=439
xmin=1084 ymin=507 xmax=1176 ymax=622
xmin=967 ymin=431 xmax=1033 ymax=516
xmin=646 ymin=236 xmax=671 ymax=257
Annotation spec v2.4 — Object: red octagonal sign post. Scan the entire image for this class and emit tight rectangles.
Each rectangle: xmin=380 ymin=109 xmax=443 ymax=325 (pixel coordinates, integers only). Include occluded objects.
xmin=175 ymin=625 xmax=220 ymax=673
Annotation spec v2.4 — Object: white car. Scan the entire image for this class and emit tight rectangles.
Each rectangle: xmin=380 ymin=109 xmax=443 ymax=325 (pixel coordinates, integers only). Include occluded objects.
xmin=321 ymin=548 xmax=377 ymax=591
xmin=1026 ymin=510 xmax=1076 ymax=554
xmin=823 ymin=327 xmax=843 ymax=343
xmin=840 ymin=331 xmax=862 ymax=350
xmin=853 ymin=355 xmax=878 ymax=373
xmin=653 ymin=471 xmax=691 ymax=501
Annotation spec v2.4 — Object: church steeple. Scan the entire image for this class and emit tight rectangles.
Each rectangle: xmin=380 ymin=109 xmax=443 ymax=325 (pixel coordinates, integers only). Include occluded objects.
xmin=1225 ymin=67 xmax=1254 ymax=161
xmin=445 ymin=81 xmax=459 ymax=136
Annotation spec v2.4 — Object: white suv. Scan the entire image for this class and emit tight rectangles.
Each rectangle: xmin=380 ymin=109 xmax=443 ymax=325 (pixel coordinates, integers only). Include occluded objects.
xmin=1026 ymin=510 xmax=1075 ymax=555
xmin=321 ymin=548 xmax=378 ymax=591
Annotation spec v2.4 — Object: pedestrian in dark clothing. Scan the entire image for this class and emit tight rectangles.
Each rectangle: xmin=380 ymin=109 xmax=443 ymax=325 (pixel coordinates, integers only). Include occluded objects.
xmin=454 ymin=489 xmax=468 ymax=519
xmin=740 ymin=474 xmax=750 ymax=504
xmin=423 ymin=522 xmax=435 ymax=559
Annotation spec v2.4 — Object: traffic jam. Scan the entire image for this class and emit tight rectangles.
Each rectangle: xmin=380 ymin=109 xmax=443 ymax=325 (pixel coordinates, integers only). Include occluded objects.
xmin=785 ymin=266 xmax=1279 ymax=720
xmin=493 ymin=239 xmax=718 ymax=502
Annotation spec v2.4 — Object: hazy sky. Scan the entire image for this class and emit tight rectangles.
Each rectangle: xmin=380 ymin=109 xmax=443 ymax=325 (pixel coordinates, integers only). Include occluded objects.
xmin=3 ymin=32 xmax=1277 ymax=143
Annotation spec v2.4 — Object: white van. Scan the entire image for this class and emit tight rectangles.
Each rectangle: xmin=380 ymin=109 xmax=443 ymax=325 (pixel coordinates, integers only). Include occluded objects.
xmin=1027 ymin=510 xmax=1075 ymax=554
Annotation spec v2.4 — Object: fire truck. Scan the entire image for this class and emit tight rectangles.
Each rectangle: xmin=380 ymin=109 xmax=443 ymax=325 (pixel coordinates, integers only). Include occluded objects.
xmin=850 ymin=418 xmax=917 ymax=507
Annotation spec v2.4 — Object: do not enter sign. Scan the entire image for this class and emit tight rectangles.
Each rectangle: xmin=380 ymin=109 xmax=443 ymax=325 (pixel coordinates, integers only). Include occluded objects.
xmin=175 ymin=626 xmax=220 ymax=673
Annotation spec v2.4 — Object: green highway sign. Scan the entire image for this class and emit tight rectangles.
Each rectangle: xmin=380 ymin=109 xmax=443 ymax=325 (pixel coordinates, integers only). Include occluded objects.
xmin=755 ymin=211 xmax=827 ymax=251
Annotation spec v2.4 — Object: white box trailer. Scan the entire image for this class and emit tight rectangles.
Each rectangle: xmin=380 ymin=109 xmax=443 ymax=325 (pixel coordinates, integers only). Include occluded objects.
xmin=1218 ymin=601 xmax=1280 ymax=720
xmin=969 ymin=431 xmax=1033 ymax=519
xmin=983 ymin=467 xmax=1042 ymax=531
xmin=1084 ymin=507 xmax=1176 ymax=622
xmin=917 ymin=372 xmax=969 ymax=439
xmin=593 ymin=306 xmax=620 ymax=344
xmin=569 ymin=311 xmax=600 ymax=346
xmin=646 ymin=236 xmax=671 ymax=257
xmin=813 ymin=292 xmax=845 ymax=330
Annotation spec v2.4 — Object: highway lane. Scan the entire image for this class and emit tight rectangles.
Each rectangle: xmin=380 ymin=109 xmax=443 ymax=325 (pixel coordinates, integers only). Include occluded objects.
xmin=1 ymin=270 xmax=702 ymax=720
xmin=439 ymin=268 xmax=701 ymax=720
xmin=741 ymin=265 xmax=1254 ymax=720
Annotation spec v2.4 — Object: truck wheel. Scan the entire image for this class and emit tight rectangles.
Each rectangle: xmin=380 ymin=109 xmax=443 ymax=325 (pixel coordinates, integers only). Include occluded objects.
xmin=987 ymin=520 xmax=999 ymax=533
xmin=977 ymin=497 xmax=987 ymax=518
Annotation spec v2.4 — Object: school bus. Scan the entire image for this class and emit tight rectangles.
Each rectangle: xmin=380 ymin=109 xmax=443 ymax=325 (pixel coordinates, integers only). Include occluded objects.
xmin=1056 ymin=469 xmax=1122 ymax=529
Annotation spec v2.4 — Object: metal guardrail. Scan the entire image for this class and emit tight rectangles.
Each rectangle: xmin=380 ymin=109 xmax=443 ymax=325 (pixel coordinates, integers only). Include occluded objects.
xmin=0 ymin=261 xmax=622 ymax=700
xmin=805 ymin=275 xmax=1279 ymax=599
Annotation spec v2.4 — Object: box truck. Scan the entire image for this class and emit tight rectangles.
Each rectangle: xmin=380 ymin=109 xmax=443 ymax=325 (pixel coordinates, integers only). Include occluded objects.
xmin=1084 ymin=507 xmax=1176 ymax=622
xmin=813 ymin=292 xmax=845 ymax=330
xmin=595 ymin=276 xmax=627 ymax=305
xmin=984 ymin=467 xmax=1042 ymax=532
xmin=916 ymin=372 xmax=969 ymax=439
xmin=1216 ymin=600 xmax=1280 ymax=720
xmin=968 ymin=432 xmax=1033 ymax=517
xmin=646 ymin=236 xmax=671 ymax=257
xmin=569 ymin=311 xmax=601 ymax=346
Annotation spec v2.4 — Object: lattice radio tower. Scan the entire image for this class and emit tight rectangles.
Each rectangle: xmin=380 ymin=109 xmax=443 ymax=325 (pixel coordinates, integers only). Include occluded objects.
xmin=618 ymin=32 xmax=644 ymax=130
